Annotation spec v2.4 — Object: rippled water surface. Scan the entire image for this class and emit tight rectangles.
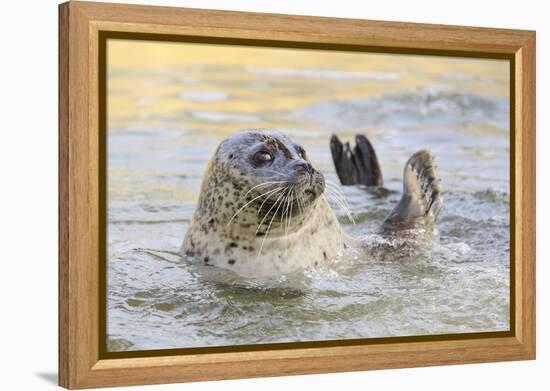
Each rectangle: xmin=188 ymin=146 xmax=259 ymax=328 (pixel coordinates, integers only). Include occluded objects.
xmin=106 ymin=41 xmax=510 ymax=351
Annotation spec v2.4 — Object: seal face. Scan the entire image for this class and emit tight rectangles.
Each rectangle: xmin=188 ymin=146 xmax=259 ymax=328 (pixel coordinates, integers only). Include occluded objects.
xmin=182 ymin=129 xmax=345 ymax=277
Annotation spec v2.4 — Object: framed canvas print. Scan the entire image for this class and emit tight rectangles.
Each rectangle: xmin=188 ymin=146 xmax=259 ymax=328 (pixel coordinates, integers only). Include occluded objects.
xmin=58 ymin=1 xmax=536 ymax=389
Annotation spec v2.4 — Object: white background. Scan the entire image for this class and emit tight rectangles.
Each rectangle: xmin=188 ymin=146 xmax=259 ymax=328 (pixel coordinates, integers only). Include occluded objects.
xmin=1 ymin=0 xmax=547 ymax=389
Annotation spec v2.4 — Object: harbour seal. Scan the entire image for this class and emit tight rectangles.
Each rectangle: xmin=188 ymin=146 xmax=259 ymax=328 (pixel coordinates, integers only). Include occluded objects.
xmin=182 ymin=129 xmax=442 ymax=278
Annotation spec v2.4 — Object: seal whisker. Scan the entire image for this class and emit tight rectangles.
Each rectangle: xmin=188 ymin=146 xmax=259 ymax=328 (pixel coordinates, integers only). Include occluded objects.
xmin=257 ymin=188 xmax=290 ymax=259
xmin=297 ymin=191 xmax=307 ymax=223
xmin=324 ymin=182 xmax=353 ymax=211
xmin=288 ymin=188 xmax=295 ymax=231
xmin=296 ymin=193 xmax=304 ymax=221
xmin=287 ymin=189 xmax=295 ymax=255
xmin=325 ymin=181 xmax=349 ymax=198
xmin=243 ymin=181 xmax=286 ymax=199
xmin=325 ymin=187 xmax=352 ymax=213
xmin=325 ymin=179 xmax=343 ymax=187
xmin=324 ymin=188 xmax=352 ymax=216
xmin=227 ymin=186 xmax=284 ymax=226
xmin=257 ymin=186 xmax=286 ymax=216
xmin=325 ymin=185 xmax=346 ymax=198
xmin=325 ymin=187 xmax=352 ymax=211
xmin=284 ymin=188 xmax=295 ymax=255
xmin=256 ymin=187 xmax=289 ymax=233
xmin=327 ymin=197 xmax=355 ymax=226
xmin=324 ymin=189 xmax=356 ymax=226
xmin=325 ymin=179 xmax=350 ymax=193
xmin=282 ymin=190 xmax=291 ymax=256
xmin=303 ymin=194 xmax=316 ymax=222
xmin=324 ymin=185 xmax=346 ymax=203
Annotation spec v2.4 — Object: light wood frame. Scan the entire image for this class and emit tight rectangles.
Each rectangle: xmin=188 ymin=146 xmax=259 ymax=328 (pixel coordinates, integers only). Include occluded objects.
xmin=59 ymin=1 xmax=536 ymax=389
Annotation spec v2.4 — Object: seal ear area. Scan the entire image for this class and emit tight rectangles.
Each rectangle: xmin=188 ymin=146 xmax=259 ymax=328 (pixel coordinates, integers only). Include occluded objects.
xmin=402 ymin=149 xmax=443 ymax=220
xmin=330 ymin=134 xmax=383 ymax=186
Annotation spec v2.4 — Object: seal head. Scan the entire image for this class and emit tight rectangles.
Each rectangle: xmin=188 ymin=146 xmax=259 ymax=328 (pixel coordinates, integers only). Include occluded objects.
xmin=182 ymin=129 xmax=345 ymax=277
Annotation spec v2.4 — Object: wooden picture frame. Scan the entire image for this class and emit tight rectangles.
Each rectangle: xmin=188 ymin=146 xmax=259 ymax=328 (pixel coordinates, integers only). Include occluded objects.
xmin=58 ymin=1 xmax=536 ymax=389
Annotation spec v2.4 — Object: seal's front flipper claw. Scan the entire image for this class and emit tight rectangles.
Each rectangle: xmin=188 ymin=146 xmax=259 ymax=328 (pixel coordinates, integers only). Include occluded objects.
xmin=330 ymin=134 xmax=383 ymax=186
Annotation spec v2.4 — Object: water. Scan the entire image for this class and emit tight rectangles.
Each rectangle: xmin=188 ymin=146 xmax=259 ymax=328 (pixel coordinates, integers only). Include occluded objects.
xmin=106 ymin=40 xmax=510 ymax=351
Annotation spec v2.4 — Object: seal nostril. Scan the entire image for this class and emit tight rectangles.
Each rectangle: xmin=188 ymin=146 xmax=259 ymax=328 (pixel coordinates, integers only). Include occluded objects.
xmin=295 ymin=161 xmax=313 ymax=174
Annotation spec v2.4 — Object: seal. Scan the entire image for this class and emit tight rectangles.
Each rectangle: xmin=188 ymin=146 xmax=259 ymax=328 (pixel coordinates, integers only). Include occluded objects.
xmin=181 ymin=129 xmax=442 ymax=278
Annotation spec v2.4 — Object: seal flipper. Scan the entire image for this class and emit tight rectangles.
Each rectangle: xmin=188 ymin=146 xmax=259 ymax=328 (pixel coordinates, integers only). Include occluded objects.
xmin=330 ymin=134 xmax=383 ymax=186
xmin=381 ymin=149 xmax=442 ymax=233
xmin=330 ymin=135 xmax=356 ymax=185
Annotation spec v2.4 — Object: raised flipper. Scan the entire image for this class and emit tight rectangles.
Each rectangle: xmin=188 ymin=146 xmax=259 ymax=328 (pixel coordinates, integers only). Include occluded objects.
xmin=381 ymin=149 xmax=442 ymax=234
xmin=330 ymin=134 xmax=383 ymax=186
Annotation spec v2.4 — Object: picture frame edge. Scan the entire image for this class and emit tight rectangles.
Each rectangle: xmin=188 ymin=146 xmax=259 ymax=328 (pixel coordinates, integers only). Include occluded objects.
xmin=58 ymin=1 xmax=537 ymax=389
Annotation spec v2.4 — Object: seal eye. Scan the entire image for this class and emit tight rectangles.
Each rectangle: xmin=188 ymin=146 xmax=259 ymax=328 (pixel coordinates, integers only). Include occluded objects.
xmin=253 ymin=151 xmax=273 ymax=165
